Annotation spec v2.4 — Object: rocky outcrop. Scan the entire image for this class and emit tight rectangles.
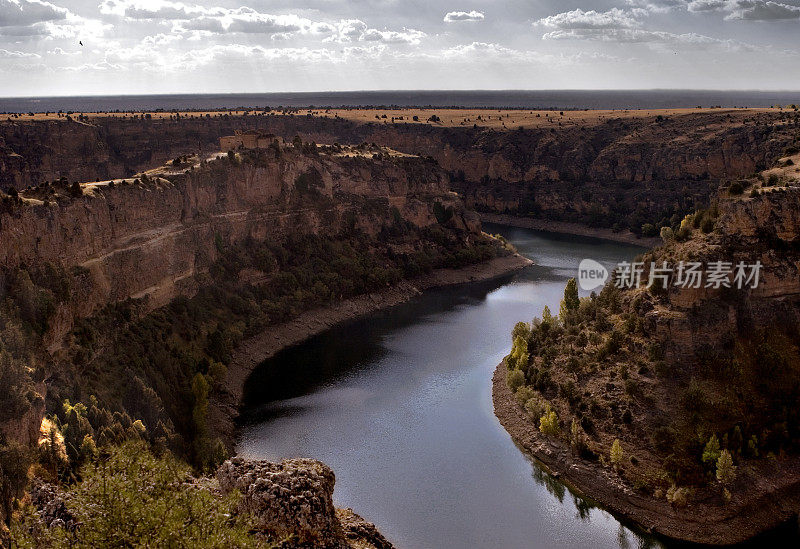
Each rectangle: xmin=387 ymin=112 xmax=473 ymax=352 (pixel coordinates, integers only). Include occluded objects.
xmin=217 ymin=457 xmax=393 ymax=548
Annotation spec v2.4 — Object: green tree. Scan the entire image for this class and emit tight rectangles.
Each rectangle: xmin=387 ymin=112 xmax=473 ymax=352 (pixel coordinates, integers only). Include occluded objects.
xmin=11 ymin=442 xmax=264 ymax=547
xmin=559 ymin=278 xmax=580 ymax=321
xmin=539 ymin=407 xmax=559 ymax=436
xmin=507 ymin=369 xmax=525 ymax=392
xmin=610 ymin=439 xmax=624 ymax=470
xmin=0 ymin=441 xmax=30 ymax=526
xmin=716 ymin=449 xmax=736 ymax=485
xmin=702 ymin=434 xmax=721 ymax=466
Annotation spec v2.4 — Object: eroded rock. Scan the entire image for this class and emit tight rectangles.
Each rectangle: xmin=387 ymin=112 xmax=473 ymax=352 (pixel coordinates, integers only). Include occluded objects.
xmin=217 ymin=457 xmax=394 ymax=548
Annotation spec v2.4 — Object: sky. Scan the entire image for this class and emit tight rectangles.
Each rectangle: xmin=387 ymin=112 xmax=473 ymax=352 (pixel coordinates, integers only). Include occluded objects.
xmin=1 ymin=0 xmax=800 ymax=96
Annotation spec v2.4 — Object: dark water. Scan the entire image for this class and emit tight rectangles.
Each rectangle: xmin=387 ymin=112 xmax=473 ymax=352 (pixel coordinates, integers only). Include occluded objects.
xmin=237 ymin=225 xmax=661 ymax=549
xmin=2 ymin=90 xmax=799 ymax=113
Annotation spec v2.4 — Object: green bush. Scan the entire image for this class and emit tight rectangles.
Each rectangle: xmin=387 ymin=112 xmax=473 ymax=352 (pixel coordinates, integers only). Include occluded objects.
xmin=539 ymin=407 xmax=560 ymax=436
xmin=507 ymin=369 xmax=525 ymax=392
xmin=11 ymin=442 xmax=265 ymax=548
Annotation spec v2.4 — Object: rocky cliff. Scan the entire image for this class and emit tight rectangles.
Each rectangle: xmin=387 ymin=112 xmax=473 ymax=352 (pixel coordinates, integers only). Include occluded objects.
xmin=3 ymin=111 xmax=797 ymax=236
xmin=0 ymin=145 xmax=475 ymax=352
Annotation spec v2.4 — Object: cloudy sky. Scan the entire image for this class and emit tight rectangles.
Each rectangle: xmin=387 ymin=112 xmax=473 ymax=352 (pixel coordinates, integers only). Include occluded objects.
xmin=1 ymin=0 xmax=799 ymax=96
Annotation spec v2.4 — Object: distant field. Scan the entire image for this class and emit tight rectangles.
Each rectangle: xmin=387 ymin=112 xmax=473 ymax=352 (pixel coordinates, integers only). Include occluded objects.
xmin=5 ymin=106 xmax=789 ymax=130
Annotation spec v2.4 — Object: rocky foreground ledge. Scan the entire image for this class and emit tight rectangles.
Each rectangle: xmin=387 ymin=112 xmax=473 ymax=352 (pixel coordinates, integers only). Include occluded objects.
xmin=31 ymin=455 xmax=393 ymax=549
xmin=217 ymin=457 xmax=394 ymax=549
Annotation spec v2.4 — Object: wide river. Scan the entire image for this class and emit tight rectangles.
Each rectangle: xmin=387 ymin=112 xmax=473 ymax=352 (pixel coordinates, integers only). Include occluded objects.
xmin=238 ymin=224 xmax=660 ymax=549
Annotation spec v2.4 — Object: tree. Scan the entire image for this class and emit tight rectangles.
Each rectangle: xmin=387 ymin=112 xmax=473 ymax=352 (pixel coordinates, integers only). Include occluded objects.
xmin=610 ymin=439 xmax=624 ymax=470
xmin=11 ymin=441 xmax=263 ymax=547
xmin=509 ymin=336 xmax=528 ymax=370
xmin=559 ymin=278 xmax=579 ymax=321
xmin=511 ymin=321 xmax=530 ymax=343
xmin=702 ymin=434 xmax=721 ymax=466
xmin=716 ymin=449 xmax=736 ymax=485
xmin=69 ymin=181 xmax=83 ymax=197
xmin=539 ymin=407 xmax=559 ymax=436
xmin=0 ymin=441 xmax=30 ymax=525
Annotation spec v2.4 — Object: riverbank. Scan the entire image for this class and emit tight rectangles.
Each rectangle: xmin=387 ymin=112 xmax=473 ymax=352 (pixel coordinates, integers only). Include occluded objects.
xmin=481 ymin=213 xmax=661 ymax=248
xmin=209 ymin=253 xmax=532 ymax=444
xmin=492 ymin=359 xmax=800 ymax=546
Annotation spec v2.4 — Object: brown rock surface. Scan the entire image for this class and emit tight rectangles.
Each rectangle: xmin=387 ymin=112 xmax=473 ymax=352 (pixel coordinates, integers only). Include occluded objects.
xmin=217 ymin=457 xmax=394 ymax=548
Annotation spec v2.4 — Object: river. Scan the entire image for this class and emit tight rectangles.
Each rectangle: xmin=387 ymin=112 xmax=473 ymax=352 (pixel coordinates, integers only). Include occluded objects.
xmin=237 ymin=224 xmax=661 ymax=549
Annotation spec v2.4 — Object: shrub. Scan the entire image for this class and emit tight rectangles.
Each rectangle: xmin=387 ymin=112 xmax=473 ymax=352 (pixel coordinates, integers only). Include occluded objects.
xmin=514 ymin=385 xmax=535 ymax=407
xmin=507 ymin=369 xmax=525 ymax=392
xmin=641 ymin=223 xmax=657 ymax=238
xmin=728 ymin=182 xmax=743 ymax=195
xmin=524 ymin=395 xmax=547 ymax=422
xmin=666 ymin=484 xmax=689 ymax=508
xmin=11 ymin=442 xmax=263 ymax=547
xmin=539 ymin=407 xmax=559 ymax=436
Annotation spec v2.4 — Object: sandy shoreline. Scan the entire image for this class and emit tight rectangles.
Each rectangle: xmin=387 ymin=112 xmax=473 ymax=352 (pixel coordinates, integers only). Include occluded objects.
xmin=481 ymin=213 xmax=661 ymax=248
xmin=491 ymin=359 xmax=800 ymax=545
xmin=209 ymin=253 xmax=532 ymax=443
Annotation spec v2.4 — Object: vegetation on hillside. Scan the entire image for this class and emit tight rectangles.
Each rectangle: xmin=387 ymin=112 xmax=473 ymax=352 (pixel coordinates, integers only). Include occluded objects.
xmin=505 ymin=203 xmax=800 ymax=506
xmin=9 ymin=441 xmax=269 ymax=548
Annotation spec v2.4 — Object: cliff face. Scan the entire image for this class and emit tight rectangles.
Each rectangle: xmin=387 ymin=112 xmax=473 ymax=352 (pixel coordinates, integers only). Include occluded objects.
xmin=651 ymin=189 xmax=800 ymax=365
xmin=0 ymin=148 xmax=468 ymax=352
xmin=223 ymin=111 xmax=798 ymax=232
xmin=3 ymin=112 xmax=796 ymax=235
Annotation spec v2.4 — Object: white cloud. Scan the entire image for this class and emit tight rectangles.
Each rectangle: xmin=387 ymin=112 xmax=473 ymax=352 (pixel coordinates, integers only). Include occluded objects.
xmin=324 ymin=19 xmax=425 ymax=44
xmin=625 ymin=0 xmax=688 ymax=12
xmin=725 ymin=1 xmax=800 ymax=20
xmin=443 ymin=10 xmax=484 ymax=22
xmin=0 ymin=0 xmax=67 ymax=27
xmin=536 ymin=8 xmax=640 ymax=30
xmin=0 ymin=47 xmax=40 ymax=57
xmin=687 ymin=0 xmax=728 ymax=11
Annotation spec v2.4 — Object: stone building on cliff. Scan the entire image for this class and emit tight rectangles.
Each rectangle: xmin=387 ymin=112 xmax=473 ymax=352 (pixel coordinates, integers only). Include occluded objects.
xmin=219 ymin=130 xmax=276 ymax=151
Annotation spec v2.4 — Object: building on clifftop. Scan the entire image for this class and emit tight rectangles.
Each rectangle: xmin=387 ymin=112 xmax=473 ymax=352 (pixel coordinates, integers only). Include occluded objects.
xmin=220 ymin=130 xmax=276 ymax=151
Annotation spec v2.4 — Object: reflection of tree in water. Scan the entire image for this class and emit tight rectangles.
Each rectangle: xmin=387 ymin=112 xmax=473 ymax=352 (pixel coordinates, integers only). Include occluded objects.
xmin=618 ymin=523 xmax=632 ymax=549
xmin=573 ymin=494 xmax=593 ymax=520
xmin=519 ymin=443 xmax=664 ymax=549
xmin=527 ymin=456 xmax=565 ymax=503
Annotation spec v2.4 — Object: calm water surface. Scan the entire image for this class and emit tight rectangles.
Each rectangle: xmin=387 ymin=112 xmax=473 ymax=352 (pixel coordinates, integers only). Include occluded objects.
xmin=237 ymin=225 xmax=659 ymax=549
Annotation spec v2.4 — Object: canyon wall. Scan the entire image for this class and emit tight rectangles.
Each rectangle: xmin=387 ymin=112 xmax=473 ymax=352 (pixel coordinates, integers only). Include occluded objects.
xmin=649 ymin=189 xmax=800 ymax=366
xmin=0 ymin=148 xmax=471 ymax=352
xmin=3 ymin=112 xmax=795 ymax=234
